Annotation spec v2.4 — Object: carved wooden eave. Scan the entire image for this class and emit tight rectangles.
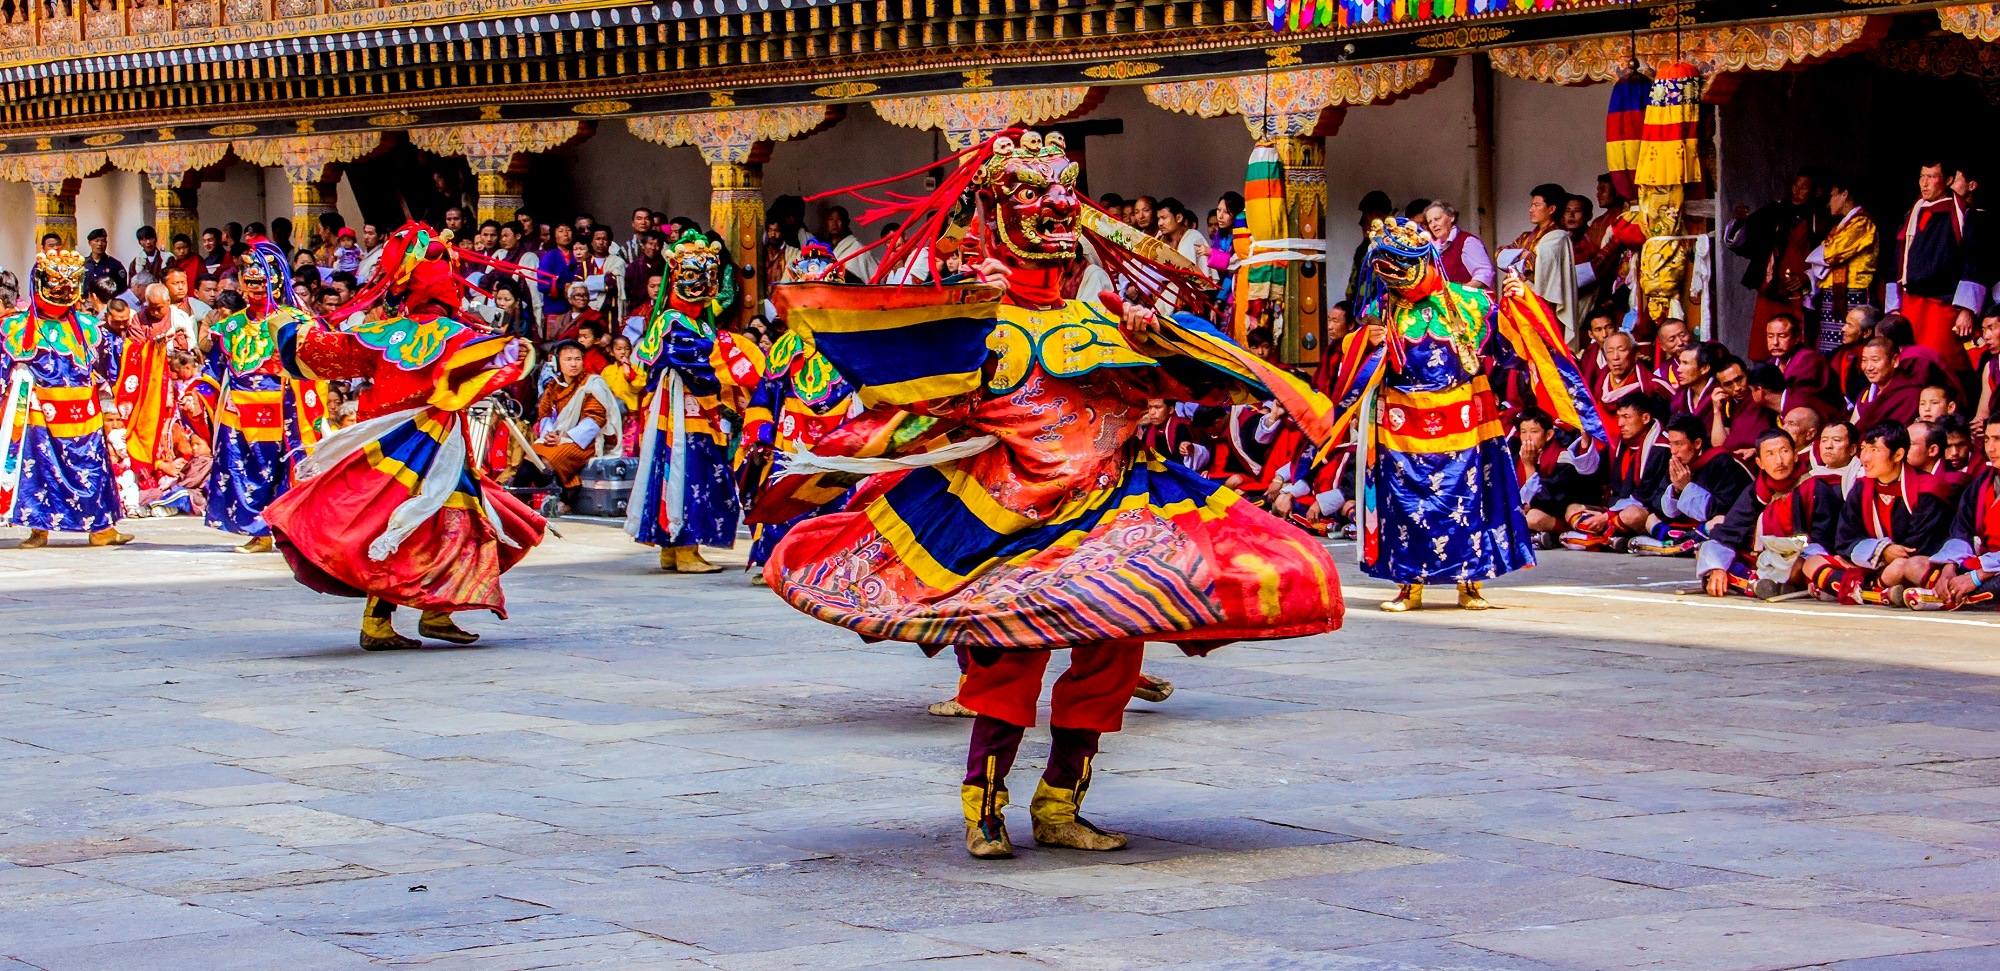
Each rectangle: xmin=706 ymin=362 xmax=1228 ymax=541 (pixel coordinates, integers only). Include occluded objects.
xmin=0 ymin=0 xmax=1954 ymax=155
xmin=1487 ymin=16 xmax=1881 ymax=86
xmin=870 ymin=87 xmax=1102 ymax=149
xmin=1143 ymin=58 xmax=1447 ymax=138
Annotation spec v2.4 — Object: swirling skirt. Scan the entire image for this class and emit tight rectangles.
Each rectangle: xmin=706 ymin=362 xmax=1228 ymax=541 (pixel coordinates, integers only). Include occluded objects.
xmin=766 ymin=456 xmax=1344 ymax=652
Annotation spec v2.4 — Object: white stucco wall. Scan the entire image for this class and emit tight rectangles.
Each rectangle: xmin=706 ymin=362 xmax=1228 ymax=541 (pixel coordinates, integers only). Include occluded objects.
xmin=0 ymin=180 xmax=31 ymax=284
xmin=197 ymin=161 xmax=270 ymax=234
xmin=1076 ymin=84 xmax=1257 ymax=212
xmin=564 ymin=121 xmax=715 ymax=226
xmin=75 ymin=169 xmax=153 ymax=259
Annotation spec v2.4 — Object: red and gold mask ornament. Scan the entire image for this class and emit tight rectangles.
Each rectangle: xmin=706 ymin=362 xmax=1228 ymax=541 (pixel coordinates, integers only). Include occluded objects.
xmin=33 ymin=249 xmax=85 ymax=308
xmin=974 ymin=130 xmax=1082 ymax=264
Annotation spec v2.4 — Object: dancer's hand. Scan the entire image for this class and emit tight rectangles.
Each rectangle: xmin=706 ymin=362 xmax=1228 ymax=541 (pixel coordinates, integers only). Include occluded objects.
xmin=1098 ymin=290 xmax=1160 ymax=337
xmin=972 ymin=257 xmax=1011 ymax=287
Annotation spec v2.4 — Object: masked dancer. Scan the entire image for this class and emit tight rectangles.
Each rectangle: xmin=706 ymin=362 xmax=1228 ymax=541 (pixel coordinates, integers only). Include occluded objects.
xmin=203 ymin=239 xmax=328 ymax=552
xmin=1320 ymin=217 xmax=1607 ymax=610
xmin=262 ymin=224 xmax=547 ymax=649
xmin=757 ymin=129 xmax=1346 ymax=860
xmin=0 ymin=250 xmax=130 ymax=548
xmin=626 ymin=229 xmax=762 ymax=573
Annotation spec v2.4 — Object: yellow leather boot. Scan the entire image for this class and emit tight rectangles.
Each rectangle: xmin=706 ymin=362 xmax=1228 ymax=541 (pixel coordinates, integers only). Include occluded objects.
xmin=671 ymin=545 xmax=724 ymax=574
xmin=235 ymin=534 xmax=274 ymax=554
xmin=359 ymin=597 xmax=420 ymax=651
xmin=89 ymin=527 xmax=134 ymax=547
xmin=18 ymin=529 xmax=48 ymax=549
xmin=1029 ymin=762 xmax=1128 ymax=851
xmin=418 ymin=610 xmax=480 ymax=645
xmin=961 ymin=780 xmax=1013 ymax=859
xmin=1380 ymin=583 xmax=1423 ymax=612
xmin=1458 ymin=581 xmax=1493 ymax=609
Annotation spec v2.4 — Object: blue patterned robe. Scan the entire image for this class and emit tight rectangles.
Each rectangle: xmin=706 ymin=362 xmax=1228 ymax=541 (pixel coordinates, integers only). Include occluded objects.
xmin=625 ymin=308 xmax=742 ymax=549
xmin=0 ymin=308 xmax=120 ymax=533
xmin=205 ymin=307 xmax=317 ymax=537
xmin=1358 ymin=291 xmax=1536 ymax=585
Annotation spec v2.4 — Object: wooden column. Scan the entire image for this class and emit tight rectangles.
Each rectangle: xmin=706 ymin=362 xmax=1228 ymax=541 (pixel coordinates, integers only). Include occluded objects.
xmin=288 ymin=178 xmax=339 ymax=246
xmin=153 ymin=185 xmax=200 ymax=248
xmin=710 ymin=161 xmax=766 ymax=310
xmin=32 ymin=180 xmax=79 ymax=250
xmin=1274 ymin=134 xmax=1327 ymax=366
xmin=474 ymin=170 xmax=526 ymax=226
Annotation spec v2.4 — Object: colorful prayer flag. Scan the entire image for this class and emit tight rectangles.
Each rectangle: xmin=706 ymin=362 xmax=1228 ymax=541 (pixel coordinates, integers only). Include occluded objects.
xmin=1604 ymin=74 xmax=1650 ymax=200
xmin=1636 ymin=62 xmax=1703 ymax=189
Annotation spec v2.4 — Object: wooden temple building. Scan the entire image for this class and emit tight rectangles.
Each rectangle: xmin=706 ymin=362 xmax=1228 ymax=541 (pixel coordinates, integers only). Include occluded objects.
xmin=2 ymin=0 xmax=1999 ymax=354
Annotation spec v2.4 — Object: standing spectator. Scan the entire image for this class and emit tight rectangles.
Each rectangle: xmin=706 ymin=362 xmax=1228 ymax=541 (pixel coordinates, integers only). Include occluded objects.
xmin=199 ymin=227 xmax=227 ymax=277
xmin=1887 ymin=160 xmax=1982 ymax=380
xmin=1424 ymin=201 xmax=1493 ymax=290
xmin=587 ymin=225 xmax=628 ymax=316
xmin=1158 ymin=201 xmax=1214 ymax=282
xmin=618 ymin=207 xmax=654 ymax=264
xmin=553 ymin=238 xmax=594 ymax=306
xmin=1210 ymin=191 xmax=1244 ymax=279
xmin=493 ymin=223 xmax=543 ymax=319
xmin=192 ymin=274 xmax=222 ymax=315
xmin=621 ymin=231 xmax=665 ymax=315
xmin=825 ymin=206 xmax=879 ymax=282
xmin=1585 ymin=174 xmax=1645 ymax=313
xmin=1726 ymin=169 xmax=1830 ymax=359
xmin=356 ymin=223 xmax=386 ymax=283
xmin=1128 ymin=195 xmax=1158 ymax=236
xmin=1804 ymin=178 xmax=1879 ymax=355
xmin=162 ymin=265 xmax=208 ymax=320
xmin=129 ymin=226 xmax=171 ymax=284
xmin=270 ymin=217 xmax=297 ymax=259
xmin=516 ymin=210 xmax=544 ymax=255
xmin=82 ymin=229 xmax=127 ymax=297
xmin=309 ymin=213 xmax=343 ymax=264
xmin=1513 ymin=184 xmax=1580 ymax=342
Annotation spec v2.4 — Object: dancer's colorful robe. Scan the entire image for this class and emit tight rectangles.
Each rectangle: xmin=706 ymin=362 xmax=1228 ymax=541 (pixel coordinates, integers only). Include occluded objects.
xmin=742 ymin=331 xmax=854 ymax=567
xmin=0 ymin=303 xmax=120 ymax=532
xmin=204 ymin=306 xmax=326 ymax=537
xmin=765 ymin=296 xmax=1344 ymax=652
xmin=1325 ymin=277 xmax=1599 ymax=585
xmin=263 ymin=315 xmax=546 ymax=615
xmin=625 ymin=306 xmax=757 ymax=550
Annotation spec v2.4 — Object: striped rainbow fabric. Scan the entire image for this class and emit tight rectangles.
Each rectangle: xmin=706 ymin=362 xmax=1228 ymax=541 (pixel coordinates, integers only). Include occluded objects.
xmin=1637 ymin=62 xmax=1703 ymax=188
xmin=1604 ymin=75 xmax=1650 ymax=200
xmin=1244 ymin=144 xmax=1287 ymax=302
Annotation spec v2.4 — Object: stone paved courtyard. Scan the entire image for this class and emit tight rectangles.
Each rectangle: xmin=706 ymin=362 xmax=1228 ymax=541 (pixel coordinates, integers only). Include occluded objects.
xmin=4 ymin=519 xmax=2000 ymax=970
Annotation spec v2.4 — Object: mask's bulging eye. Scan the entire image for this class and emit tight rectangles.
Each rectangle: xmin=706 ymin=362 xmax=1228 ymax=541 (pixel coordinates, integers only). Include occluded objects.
xmin=1015 ymin=188 xmax=1038 ymax=205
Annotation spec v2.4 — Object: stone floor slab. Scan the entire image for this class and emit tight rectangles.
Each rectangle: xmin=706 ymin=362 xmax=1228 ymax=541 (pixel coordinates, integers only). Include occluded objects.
xmin=1459 ymin=906 xmax=1976 ymax=971
xmin=8 ymin=521 xmax=2000 ymax=969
